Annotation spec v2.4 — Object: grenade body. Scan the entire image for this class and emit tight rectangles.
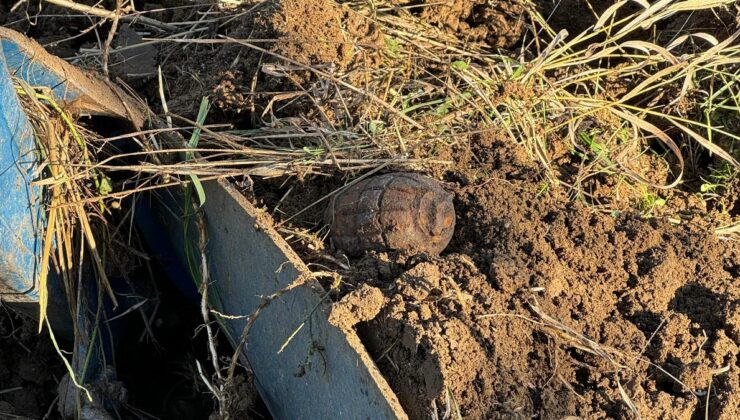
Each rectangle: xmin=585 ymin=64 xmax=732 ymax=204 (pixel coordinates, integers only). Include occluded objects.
xmin=326 ymin=173 xmax=455 ymax=256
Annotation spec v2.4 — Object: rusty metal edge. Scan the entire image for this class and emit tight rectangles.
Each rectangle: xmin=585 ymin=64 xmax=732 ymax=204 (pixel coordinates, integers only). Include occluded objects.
xmin=0 ymin=27 xmax=148 ymax=129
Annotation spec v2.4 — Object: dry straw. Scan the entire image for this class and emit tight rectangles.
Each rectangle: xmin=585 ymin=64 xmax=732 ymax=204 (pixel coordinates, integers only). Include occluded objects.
xmin=156 ymin=0 xmax=739 ymax=227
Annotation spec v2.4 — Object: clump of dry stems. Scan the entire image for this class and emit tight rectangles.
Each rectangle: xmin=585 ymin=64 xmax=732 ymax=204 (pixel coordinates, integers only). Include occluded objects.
xmin=15 ymin=80 xmax=117 ymax=331
xmin=54 ymin=0 xmax=739 ymax=232
xmin=194 ymin=0 xmax=740 ymax=232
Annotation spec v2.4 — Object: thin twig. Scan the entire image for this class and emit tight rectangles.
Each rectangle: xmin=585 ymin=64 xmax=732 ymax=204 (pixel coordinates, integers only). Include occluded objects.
xmin=44 ymin=0 xmax=177 ymax=31
xmin=101 ymin=0 xmax=123 ymax=77
xmin=225 ymin=274 xmax=310 ymax=382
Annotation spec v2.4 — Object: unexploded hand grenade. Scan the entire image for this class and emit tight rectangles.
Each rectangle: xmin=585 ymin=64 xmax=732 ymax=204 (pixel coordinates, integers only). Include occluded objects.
xmin=326 ymin=173 xmax=455 ymax=256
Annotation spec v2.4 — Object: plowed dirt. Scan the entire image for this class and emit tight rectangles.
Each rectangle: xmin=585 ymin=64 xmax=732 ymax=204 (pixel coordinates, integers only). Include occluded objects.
xmin=340 ymin=134 xmax=739 ymax=418
xmin=163 ymin=0 xmax=384 ymax=120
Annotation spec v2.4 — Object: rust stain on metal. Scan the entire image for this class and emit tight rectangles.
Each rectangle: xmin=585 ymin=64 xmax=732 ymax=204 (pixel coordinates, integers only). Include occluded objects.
xmin=326 ymin=173 xmax=455 ymax=256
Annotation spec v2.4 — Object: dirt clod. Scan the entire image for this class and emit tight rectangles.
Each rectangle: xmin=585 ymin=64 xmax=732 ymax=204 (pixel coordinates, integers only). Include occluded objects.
xmin=419 ymin=0 xmax=526 ymax=48
xmin=329 ymin=284 xmax=385 ymax=330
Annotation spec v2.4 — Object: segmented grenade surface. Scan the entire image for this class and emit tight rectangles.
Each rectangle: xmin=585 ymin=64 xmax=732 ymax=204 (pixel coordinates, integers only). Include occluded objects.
xmin=326 ymin=173 xmax=455 ymax=256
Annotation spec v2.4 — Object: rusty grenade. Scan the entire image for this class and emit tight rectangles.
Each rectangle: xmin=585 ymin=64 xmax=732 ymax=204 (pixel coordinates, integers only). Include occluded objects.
xmin=326 ymin=173 xmax=455 ymax=256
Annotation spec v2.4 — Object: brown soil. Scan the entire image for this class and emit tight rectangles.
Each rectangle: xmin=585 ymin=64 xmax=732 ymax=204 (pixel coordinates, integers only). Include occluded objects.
xmin=328 ymin=283 xmax=385 ymax=331
xmin=0 ymin=309 xmax=63 ymax=417
xmin=212 ymin=3 xmax=739 ymax=417
xmin=339 ymin=134 xmax=740 ymax=419
xmin=163 ymin=0 xmax=384 ymax=120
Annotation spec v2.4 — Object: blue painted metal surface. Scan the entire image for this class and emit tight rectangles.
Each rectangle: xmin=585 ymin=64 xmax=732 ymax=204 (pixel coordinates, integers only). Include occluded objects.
xmin=0 ymin=32 xmax=141 ymax=416
xmin=1 ymin=38 xmax=82 ymax=103
xmin=0 ymin=40 xmax=45 ymax=301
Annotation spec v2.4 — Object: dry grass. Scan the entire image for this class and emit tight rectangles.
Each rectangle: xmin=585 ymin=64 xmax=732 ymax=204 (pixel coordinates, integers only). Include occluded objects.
xmin=14 ymin=80 xmax=108 ymax=402
xmin=45 ymin=0 xmax=738 ymax=228
xmin=124 ymin=0 xmax=740 ymax=234
xmin=338 ymin=0 xmax=740 ymax=196
xmin=15 ymin=80 xmax=117 ymax=330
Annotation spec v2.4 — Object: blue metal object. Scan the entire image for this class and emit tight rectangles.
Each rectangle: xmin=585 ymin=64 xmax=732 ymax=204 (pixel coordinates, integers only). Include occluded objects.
xmin=0 ymin=37 xmax=46 ymax=301
xmin=0 ymin=30 xmax=134 ymax=417
xmin=2 ymin=38 xmax=82 ymax=103
xmin=0 ymin=27 xmax=144 ymax=303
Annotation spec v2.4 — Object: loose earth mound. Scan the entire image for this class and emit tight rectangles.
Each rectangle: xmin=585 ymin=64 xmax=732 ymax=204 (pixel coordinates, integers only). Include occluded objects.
xmin=345 ymin=135 xmax=739 ymax=418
